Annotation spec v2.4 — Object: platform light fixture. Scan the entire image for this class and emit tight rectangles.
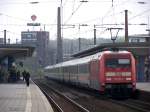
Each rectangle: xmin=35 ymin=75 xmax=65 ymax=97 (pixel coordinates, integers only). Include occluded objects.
xmin=80 ymin=0 xmax=88 ymax=2
xmin=107 ymin=27 xmax=123 ymax=43
xmin=137 ymin=2 xmax=147 ymax=4
xmin=29 ymin=1 xmax=39 ymax=4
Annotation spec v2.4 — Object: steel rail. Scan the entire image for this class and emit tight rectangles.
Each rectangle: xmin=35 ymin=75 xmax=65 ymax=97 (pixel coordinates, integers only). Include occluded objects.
xmin=38 ymin=80 xmax=90 ymax=112
xmin=109 ymin=99 xmax=150 ymax=112
xmin=39 ymin=81 xmax=90 ymax=112
xmin=32 ymin=80 xmax=64 ymax=112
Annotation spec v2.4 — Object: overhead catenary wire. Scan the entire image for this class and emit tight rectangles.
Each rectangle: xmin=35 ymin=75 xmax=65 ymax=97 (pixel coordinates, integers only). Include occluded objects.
xmin=0 ymin=0 xmax=148 ymax=41
xmin=66 ymin=0 xmax=131 ymax=26
xmin=62 ymin=20 xmax=147 ymax=40
xmin=64 ymin=0 xmax=146 ymax=39
xmin=6 ymin=30 xmax=21 ymax=36
xmin=0 ymin=22 xmax=146 ymax=27
xmin=62 ymin=0 xmax=69 ymax=7
xmin=129 ymin=8 xmax=150 ymax=21
xmin=64 ymin=29 xmax=93 ymax=38
xmin=0 ymin=0 xmax=140 ymax=26
xmin=72 ymin=0 xmax=76 ymax=15
xmin=64 ymin=2 xmax=84 ymax=24
xmin=0 ymin=13 xmax=29 ymax=22
xmin=0 ymin=0 xmax=62 ymax=5
xmin=101 ymin=0 xmax=131 ymax=24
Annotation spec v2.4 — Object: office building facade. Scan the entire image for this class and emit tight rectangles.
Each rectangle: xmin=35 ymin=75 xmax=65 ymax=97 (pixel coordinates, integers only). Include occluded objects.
xmin=21 ymin=31 xmax=49 ymax=66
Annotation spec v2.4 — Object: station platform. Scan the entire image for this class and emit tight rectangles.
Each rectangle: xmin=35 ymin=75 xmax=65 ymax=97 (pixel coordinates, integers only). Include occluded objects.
xmin=137 ymin=82 xmax=150 ymax=92
xmin=0 ymin=81 xmax=54 ymax=112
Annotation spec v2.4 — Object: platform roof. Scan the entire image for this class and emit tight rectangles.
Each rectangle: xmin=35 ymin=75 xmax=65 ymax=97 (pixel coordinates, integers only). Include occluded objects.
xmin=0 ymin=44 xmax=35 ymax=59
xmin=72 ymin=42 xmax=150 ymax=58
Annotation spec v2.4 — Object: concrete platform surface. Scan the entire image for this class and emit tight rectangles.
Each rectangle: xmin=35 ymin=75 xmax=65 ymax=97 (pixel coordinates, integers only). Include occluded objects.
xmin=0 ymin=82 xmax=54 ymax=112
xmin=137 ymin=82 xmax=150 ymax=92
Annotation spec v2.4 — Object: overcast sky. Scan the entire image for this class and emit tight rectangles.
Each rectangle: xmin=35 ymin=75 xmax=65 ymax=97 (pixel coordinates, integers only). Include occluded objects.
xmin=0 ymin=0 xmax=150 ymax=42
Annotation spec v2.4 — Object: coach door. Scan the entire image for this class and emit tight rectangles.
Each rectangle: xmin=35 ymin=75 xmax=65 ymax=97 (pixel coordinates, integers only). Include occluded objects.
xmin=89 ymin=59 xmax=100 ymax=90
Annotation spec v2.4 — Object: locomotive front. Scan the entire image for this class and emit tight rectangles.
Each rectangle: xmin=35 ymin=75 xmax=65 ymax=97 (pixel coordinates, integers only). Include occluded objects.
xmin=102 ymin=51 xmax=136 ymax=97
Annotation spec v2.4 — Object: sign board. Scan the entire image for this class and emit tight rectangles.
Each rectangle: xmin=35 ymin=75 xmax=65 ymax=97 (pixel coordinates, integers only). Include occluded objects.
xmin=27 ymin=23 xmax=41 ymax=26
xmin=31 ymin=15 xmax=37 ymax=21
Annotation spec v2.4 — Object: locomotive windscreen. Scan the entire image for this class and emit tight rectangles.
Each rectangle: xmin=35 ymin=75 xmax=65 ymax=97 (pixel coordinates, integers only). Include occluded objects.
xmin=105 ymin=58 xmax=131 ymax=68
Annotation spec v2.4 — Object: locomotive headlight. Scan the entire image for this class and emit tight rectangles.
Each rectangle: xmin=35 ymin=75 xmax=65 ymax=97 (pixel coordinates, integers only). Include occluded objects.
xmin=122 ymin=72 xmax=126 ymax=76
xmin=125 ymin=72 xmax=131 ymax=76
xmin=105 ymin=72 xmax=116 ymax=76
xmin=122 ymin=72 xmax=131 ymax=76
xmin=126 ymin=78 xmax=131 ymax=80
xmin=106 ymin=78 xmax=112 ymax=81
xmin=106 ymin=72 xmax=131 ymax=76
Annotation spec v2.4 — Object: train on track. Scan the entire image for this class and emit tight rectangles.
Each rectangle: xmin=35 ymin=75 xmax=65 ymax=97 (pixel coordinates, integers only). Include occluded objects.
xmin=44 ymin=49 xmax=136 ymax=97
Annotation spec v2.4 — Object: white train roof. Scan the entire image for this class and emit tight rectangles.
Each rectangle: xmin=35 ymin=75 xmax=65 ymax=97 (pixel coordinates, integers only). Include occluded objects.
xmin=45 ymin=50 xmax=131 ymax=69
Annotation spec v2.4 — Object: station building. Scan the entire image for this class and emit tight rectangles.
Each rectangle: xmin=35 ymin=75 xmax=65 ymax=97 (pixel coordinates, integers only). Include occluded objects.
xmin=129 ymin=34 xmax=150 ymax=42
xmin=0 ymin=44 xmax=34 ymax=82
xmin=21 ymin=31 xmax=49 ymax=66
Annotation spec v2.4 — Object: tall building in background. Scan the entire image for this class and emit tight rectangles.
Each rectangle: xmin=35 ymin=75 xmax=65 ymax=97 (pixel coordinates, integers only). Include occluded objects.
xmin=129 ymin=34 xmax=150 ymax=42
xmin=0 ymin=38 xmax=4 ymax=44
xmin=21 ymin=31 xmax=49 ymax=66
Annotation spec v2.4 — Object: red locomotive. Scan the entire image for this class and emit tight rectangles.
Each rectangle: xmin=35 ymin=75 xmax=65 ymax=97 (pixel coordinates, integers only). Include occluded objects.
xmin=44 ymin=50 xmax=136 ymax=97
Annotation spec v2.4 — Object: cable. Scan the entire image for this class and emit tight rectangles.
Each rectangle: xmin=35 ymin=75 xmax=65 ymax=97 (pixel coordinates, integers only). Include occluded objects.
xmin=0 ymin=1 xmax=61 ymax=5
xmin=99 ymin=28 xmax=108 ymax=35
xmin=64 ymin=29 xmax=93 ymax=38
xmin=0 ymin=13 xmax=29 ymax=22
xmin=64 ymin=0 xmax=131 ymax=26
xmin=7 ymin=31 xmax=21 ymax=36
xmin=64 ymin=2 xmax=83 ymax=24
xmin=102 ymin=0 xmax=131 ymax=21
xmin=129 ymin=8 xmax=150 ymax=21
xmin=62 ymin=0 xmax=69 ymax=7
xmin=72 ymin=0 xmax=76 ymax=15
xmin=0 ymin=23 xmax=28 ymax=26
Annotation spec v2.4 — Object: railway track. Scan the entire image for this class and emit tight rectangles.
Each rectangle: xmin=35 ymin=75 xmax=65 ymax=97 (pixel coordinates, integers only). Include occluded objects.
xmin=109 ymin=99 xmax=150 ymax=112
xmin=33 ymin=80 xmax=89 ymax=112
xmin=34 ymin=78 xmax=150 ymax=112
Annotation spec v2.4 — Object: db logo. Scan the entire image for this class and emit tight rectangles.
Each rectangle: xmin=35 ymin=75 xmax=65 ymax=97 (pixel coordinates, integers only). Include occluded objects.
xmin=31 ymin=15 xmax=37 ymax=21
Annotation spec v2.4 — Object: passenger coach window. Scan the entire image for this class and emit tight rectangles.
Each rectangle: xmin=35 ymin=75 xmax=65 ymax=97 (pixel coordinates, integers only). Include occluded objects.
xmin=105 ymin=58 xmax=130 ymax=68
xmin=79 ymin=64 xmax=88 ymax=73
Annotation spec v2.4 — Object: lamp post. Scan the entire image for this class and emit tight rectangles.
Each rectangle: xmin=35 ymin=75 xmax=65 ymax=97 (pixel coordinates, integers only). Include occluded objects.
xmin=78 ymin=24 xmax=88 ymax=51
xmin=4 ymin=30 xmax=6 ymax=44
xmin=107 ymin=27 xmax=123 ymax=43
xmin=94 ymin=25 xmax=96 ymax=45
